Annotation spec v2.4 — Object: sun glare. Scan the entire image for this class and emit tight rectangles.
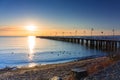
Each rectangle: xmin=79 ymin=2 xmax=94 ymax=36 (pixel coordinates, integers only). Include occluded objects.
xmin=26 ymin=25 xmax=36 ymax=31
xmin=28 ymin=36 xmax=35 ymax=61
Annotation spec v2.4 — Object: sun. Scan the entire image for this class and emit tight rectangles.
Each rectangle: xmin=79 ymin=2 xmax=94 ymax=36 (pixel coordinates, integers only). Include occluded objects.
xmin=26 ymin=25 xmax=36 ymax=31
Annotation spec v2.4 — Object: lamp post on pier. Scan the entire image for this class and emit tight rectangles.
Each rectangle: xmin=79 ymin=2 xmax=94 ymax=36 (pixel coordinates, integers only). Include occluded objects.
xmin=101 ymin=31 xmax=104 ymax=39
xmin=75 ymin=30 xmax=77 ymax=36
xmin=91 ymin=28 xmax=94 ymax=38
xmin=70 ymin=32 xmax=72 ymax=36
xmin=83 ymin=30 xmax=86 ymax=37
xmin=62 ymin=32 xmax=65 ymax=37
xmin=112 ymin=28 xmax=115 ymax=39
xmin=55 ymin=32 xmax=57 ymax=36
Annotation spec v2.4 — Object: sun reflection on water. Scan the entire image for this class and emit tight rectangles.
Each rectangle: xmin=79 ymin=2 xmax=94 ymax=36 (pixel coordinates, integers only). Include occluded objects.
xmin=28 ymin=36 xmax=35 ymax=61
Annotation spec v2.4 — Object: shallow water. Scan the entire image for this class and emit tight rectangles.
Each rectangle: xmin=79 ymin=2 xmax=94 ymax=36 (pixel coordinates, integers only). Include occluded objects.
xmin=0 ymin=36 xmax=107 ymax=68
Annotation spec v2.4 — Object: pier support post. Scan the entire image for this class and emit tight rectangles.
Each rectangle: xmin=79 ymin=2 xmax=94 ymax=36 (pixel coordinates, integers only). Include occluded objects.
xmin=119 ymin=41 xmax=120 ymax=48
xmin=74 ymin=38 xmax=76 ymax=43
xmin=86 ymin=40 xmax=88 ymax=46
xmin=96 ymin=40 xmax=99 ymax=49
xmin=106 ymin=41 xmax=111 ymax=51
xmin=115 ymin=42 xmax=117 ymax=50
xmin=77 ymin=39 xmax=80 ymax=43
xmin=71 ymin=38 xmax=73 ymax=43
xmin=81 ymin=39 xmax=84 ymax=45
xmin=99 ymin=40 xmax=101 ymax=49
xmin=90 ymin=40 xmax=94 ymax=48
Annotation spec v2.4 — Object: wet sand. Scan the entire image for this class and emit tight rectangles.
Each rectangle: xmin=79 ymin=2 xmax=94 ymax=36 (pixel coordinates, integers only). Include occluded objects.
xmin=0 ymin=57 xmax=115 ymax=80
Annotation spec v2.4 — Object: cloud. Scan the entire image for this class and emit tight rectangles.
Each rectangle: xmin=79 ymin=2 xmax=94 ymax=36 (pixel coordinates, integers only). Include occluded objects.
xmin=0 ymin=26 xmax=40 ymax=36
xmin=0 ymin=26 xmax=26 ymax=31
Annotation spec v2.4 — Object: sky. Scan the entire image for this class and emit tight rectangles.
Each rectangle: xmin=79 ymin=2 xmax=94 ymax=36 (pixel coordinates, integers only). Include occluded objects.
xmin=0 ymin=0 xmax=120 ymax=36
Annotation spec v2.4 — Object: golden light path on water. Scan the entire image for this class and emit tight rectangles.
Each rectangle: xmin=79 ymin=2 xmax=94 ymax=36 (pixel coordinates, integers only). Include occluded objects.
xmin=28 ymin=36 xmax=37 ymax=67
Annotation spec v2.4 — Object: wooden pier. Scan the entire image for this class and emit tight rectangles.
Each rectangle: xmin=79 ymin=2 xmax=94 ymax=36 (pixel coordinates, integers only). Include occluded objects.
xmin=37 ymin=36 xmax=120 ymax=51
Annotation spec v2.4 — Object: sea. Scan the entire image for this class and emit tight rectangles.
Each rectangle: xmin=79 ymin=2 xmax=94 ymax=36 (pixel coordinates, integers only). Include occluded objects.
xmin=0 ymin=36 xmax=112 ymax=68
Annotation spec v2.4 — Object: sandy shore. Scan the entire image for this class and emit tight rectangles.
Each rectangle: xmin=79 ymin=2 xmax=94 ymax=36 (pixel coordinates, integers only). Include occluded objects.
xmin=0 ymin=57 xmax=115 ymax=80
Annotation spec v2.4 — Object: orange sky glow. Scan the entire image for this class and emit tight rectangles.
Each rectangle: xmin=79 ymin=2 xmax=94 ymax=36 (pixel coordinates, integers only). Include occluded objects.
xmin=0 ymin=25 xmax=119 ymax=36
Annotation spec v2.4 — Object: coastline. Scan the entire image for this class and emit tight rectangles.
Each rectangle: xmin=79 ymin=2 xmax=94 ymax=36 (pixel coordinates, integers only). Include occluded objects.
xmin=0 ymin=56 xmax=115 ymax=80
xmin=0 ymin=54 xmax=106 ymax=69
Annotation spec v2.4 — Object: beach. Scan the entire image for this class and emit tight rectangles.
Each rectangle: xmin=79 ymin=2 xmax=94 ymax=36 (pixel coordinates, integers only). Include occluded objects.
xmin=1 ymin=0 xmax=120 ymax=79
xmin=0 ymin=56 xmax=117 ymax=80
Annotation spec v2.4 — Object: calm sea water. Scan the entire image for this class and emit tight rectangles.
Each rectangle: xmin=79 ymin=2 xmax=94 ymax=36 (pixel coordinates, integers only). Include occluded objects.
xmin=0 ymin=36 xmax=107 ymax=68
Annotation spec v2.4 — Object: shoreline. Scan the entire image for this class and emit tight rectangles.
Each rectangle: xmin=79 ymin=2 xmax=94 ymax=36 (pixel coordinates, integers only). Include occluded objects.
xmin=0 ymin=54 xmax=106 ymax=70
xmin=0 ymin=56 xmax=114 ymax=80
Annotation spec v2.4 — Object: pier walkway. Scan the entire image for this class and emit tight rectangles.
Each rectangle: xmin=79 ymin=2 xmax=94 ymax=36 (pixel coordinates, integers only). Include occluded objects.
xmin=37 ymin=36 xmax=120 ymax=51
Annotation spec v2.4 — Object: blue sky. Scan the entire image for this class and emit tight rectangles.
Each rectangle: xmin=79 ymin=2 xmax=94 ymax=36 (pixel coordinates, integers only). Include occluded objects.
xmin=0 ymin=0 xmax=120 ymax=35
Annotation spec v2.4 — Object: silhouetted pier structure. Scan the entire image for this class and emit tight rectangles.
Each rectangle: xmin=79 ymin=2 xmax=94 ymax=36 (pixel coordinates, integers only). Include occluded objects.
xmin=37 ymin=36 xmax=120 ymax=51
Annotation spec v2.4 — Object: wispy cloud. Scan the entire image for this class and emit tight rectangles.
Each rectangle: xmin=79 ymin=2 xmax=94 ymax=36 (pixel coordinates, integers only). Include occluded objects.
xmin=0 ymin=26 xmax=26 ymax=31
xmin=0 ymin=26 xmax=41 ymax=36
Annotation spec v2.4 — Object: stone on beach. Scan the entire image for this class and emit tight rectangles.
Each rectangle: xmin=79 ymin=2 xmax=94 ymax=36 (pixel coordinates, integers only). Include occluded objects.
xmin=50 ymin=76 xmax=62 ymax=80
xmin=71 ymin=68 xmax=88 ymax=80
